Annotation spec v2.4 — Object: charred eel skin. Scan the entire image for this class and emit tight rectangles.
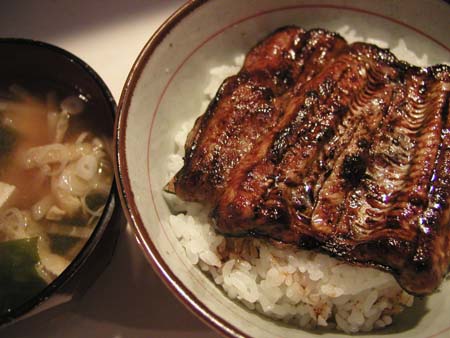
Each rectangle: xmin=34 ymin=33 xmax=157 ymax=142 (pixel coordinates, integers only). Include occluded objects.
xmin=170 ymin=26 xmax=450 ymax=296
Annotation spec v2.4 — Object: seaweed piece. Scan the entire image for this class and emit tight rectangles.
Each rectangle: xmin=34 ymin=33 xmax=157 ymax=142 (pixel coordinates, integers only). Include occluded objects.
xmin=0 ymin=238 xmax=47 ymax=316
xmin=85 ymin=192 xmax=107 ymax=211
xmin=49 ymin=234 xmax=80 ymax=256
xmin=59 ymin=213 xmax=85 ymax=227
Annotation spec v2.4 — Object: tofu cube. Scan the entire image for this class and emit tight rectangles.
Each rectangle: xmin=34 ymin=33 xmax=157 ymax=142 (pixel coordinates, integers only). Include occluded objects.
xmin=0 ymin=182 xmax=16 ymax=209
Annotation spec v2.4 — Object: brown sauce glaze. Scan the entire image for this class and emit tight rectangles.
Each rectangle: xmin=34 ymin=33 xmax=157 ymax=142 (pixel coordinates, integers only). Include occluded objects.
xmin=170 ymin=27 xmax=450 ymax=296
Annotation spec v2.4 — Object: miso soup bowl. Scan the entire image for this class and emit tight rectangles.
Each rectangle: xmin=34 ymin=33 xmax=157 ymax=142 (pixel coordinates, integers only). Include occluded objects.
xmin=0 ymin=38 xmax=120 ymax=326
xmin=116 ymin=0 xmax=450 ymax=337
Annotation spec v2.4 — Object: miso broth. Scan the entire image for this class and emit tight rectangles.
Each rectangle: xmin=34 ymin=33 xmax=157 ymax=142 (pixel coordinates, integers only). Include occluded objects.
xmin=0 ymin=84 xmax=113 ymax=315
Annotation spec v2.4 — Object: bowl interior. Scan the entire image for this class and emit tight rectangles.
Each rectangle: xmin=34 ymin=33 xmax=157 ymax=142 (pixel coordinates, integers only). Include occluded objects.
xmin=0 ymin=39 xmax=116 ymax=325
xmin=118 ymin=0 xmax=450 ymax=337
xmin=0 ymin=40 xmax=114 ymax=136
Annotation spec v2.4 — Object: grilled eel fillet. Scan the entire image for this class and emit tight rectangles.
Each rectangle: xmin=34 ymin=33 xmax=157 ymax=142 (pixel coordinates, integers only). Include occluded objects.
xmin=169 ymin=26 xmax=450 ymax=296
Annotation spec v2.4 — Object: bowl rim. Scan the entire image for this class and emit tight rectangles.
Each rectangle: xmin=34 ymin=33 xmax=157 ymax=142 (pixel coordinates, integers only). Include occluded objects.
xmin=115 ymin=1 xmax=450 ymax=337
xmin=115 ymin=1 xmax=246 ymax=336
xmin=0 ymin=37 xmax=118 ymax=326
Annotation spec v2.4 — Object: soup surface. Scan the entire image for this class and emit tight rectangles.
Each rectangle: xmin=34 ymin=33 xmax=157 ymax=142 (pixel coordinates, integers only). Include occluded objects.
xmin=0 ymin=85 xmax=113 ymax=315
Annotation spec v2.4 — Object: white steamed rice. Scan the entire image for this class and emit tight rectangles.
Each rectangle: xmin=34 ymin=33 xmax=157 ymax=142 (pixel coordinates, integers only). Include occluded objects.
xmin=164 ymin=33 xmax=425 ymax=333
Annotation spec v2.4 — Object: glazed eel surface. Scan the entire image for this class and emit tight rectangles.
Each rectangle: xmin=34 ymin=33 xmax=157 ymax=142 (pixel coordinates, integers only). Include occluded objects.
xmin=170 ymin=26 xmax=450 ymax=295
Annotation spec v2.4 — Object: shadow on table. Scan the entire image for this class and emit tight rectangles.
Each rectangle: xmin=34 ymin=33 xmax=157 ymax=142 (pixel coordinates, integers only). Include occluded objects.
xmin=75 ymin=223 xmax=212 ymax=334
